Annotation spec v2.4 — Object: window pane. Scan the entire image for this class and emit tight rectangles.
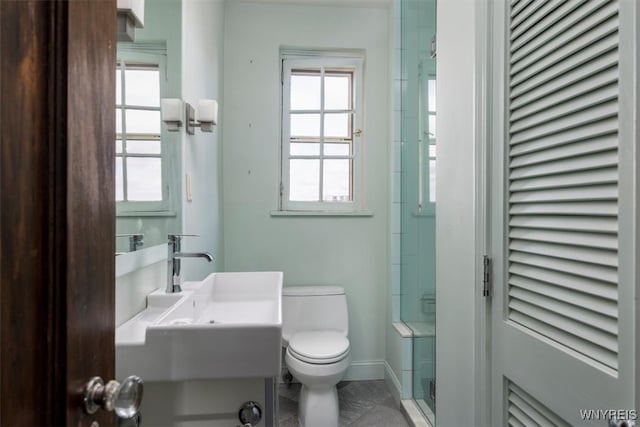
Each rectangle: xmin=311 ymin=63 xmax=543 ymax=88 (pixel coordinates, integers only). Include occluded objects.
xmin=127 ymin=157 xmax=162 ymax=201
xmin=428 ymin=115 xmax=436 ymax=139
xmin=115 ymin=157 xmax=124 ymax=201
xmin=125 ymin=69 xmax=160 ymax=107
xmin=290 ymin=114 xmax=320 ymax=138
xmin=323 ymin=159 xmax=351 ymax=202
xmin=291 ymin=73 xmax=321 ymax=110
xmin=116 ymin=70 xmax=122 ymax=105
xmin=429 ymin=159 xmax=436 ymax=203
xmin=116 ymin=140 xmax=123 ymax=154
xmin=325 ymin=142 xmax=350 ymax=156
xmin=127 ymin=140 xmax=161 ymax=154
xmin=290 ymin=142 xmax=320 ymax=156
xmin=324 ymin=75 xmax=350 ymax=110
xmin=289 ymin=159 xmax=319 ymax=201
xmin=324 ymin=113 xmax=350 ymax=138
xmin=125 ymin=109 xmax=161 ymax=134
xmin=116 ymin=109 xmax=122 ymax=133
xmin=428 ymin=79 xmax=436 ymax=112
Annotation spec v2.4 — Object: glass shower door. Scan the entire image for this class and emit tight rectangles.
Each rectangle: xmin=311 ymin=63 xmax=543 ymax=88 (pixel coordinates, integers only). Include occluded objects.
xmin=399 ymin=0 xmax=437 ymax=421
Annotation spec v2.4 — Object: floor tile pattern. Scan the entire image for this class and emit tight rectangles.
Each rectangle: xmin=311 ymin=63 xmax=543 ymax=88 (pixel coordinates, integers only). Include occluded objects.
xmin=279 ymin=380 xmax=410 ymax=427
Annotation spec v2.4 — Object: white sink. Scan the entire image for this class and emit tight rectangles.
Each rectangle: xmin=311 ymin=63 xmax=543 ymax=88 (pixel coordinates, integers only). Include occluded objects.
xmin=116 ymin=271 xmax=283 ymax=381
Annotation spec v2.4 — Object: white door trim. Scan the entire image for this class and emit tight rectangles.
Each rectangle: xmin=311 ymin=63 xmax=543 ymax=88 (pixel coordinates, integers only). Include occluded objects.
xmin=474 ymin=0 xmax=493 ymax=426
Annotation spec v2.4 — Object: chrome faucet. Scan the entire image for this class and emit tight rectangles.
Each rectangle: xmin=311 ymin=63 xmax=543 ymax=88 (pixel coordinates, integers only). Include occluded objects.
xmin=167 ymin=234 xmax=214 ymax=293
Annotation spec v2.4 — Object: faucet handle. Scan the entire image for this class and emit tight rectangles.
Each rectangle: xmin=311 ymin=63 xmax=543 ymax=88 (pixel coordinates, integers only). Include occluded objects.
xmin=168 ymin=233 xmax=200 ymax=244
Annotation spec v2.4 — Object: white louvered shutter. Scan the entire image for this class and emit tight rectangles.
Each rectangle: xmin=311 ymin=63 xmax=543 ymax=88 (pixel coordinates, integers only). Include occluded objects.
xmin=490 ymin=1 xmax=636 ymax=425
xmin=508 ymin=0 xmax=619 ymax=372
xmin=507 ymin=381 xmax=571 ymax=427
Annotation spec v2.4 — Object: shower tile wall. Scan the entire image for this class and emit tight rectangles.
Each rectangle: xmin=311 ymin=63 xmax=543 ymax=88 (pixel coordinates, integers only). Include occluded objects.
xmin=389 ymin=0 xmax=414 ymax=402
xmin=401 ymin=0 xmax=436 ymax=327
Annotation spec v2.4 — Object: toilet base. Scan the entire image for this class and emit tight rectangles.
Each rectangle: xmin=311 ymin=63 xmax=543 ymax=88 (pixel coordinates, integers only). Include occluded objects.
xmin=284 ymin=346 xmax=351 ymax=427
xmin=298 ymin=385 xmax=339 ymax=427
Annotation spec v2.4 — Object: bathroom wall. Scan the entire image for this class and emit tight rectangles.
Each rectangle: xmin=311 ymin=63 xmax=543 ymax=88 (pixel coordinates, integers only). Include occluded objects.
xmin=222 ymin=1 xmax=390 ymax=380
xmin=436 ymin=0 xmax=478 ymax=425
xmin=180 ymin=0 xmax=226 ymax=280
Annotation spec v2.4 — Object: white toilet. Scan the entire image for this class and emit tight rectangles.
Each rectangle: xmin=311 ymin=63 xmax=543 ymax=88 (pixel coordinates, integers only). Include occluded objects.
xmin=282 ymin=286 xmax=351 ymax=427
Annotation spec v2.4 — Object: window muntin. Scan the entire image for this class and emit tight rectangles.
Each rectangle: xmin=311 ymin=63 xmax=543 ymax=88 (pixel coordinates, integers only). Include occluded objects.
xmin=281 ymin=55 xmax=363 ymax=211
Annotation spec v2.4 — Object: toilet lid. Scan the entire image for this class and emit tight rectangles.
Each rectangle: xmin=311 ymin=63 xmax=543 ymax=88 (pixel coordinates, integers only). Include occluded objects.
xmin=288 ymin=331 xmax=350 ymax=364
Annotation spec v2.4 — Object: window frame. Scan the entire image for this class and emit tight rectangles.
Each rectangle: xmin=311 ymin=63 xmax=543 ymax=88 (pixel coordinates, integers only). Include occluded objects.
xmin=280 ymin=53 xmax=364 ymax=213
xmin=116 ymin=48 xmax=176 ymax=216
xmin=417 ymin=62 xmax=436 ymax=216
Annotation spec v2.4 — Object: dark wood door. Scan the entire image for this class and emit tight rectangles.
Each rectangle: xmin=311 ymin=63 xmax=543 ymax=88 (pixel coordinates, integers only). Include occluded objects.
xmin=1 ymin=1 xmax=117 ymax=425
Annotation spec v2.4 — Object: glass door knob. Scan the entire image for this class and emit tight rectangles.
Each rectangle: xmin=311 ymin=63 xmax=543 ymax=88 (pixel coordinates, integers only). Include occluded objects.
xmin=83 ymin=375 xmax=144 ymax=418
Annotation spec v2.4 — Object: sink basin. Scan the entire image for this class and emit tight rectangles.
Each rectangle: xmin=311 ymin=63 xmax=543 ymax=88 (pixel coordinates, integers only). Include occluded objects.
xmin=116 ymin=271 xmax=283 ymax=381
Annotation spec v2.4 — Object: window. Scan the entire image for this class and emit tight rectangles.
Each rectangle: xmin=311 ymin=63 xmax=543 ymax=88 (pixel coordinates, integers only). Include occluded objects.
xmin=427 ymin=78 xmax=436 ymax=204
xmin=418 ymin=69 xmax=437 ymax=214
xmin=116 ymin=49 xmax=173 ymax=214
xmin=280 ymin=53 xmax=364 ymax=212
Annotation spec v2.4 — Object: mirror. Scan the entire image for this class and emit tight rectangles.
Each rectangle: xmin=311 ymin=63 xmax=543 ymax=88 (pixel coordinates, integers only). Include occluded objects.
xmin=115 ymin=0 xmax=182 ymax=254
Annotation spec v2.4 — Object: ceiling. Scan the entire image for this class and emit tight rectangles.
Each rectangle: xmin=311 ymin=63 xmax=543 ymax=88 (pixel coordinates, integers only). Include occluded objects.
xmin=234 ymin=0 xmax=392 ymax=9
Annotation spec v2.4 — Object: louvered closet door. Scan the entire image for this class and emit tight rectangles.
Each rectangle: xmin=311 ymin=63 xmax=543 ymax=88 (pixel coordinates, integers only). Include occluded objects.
xmin=490 ymin=1 xmax=637 ymax=425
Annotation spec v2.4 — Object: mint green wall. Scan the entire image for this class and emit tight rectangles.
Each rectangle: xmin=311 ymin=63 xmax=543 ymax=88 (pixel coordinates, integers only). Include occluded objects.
xmin=134 ymin=0 xmax=182 ymax=89
xmin=115 ymin=0 xmax=183 ymax=252
xmin=179 ymin=0 xmax=225 ymax=281
xmin=222 ymin=2 xmax=390 ymax=379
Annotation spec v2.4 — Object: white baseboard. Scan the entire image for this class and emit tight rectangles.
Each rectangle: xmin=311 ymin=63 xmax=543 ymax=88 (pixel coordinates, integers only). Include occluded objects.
xmin=343 ymin=360 xmax=386 ymax=381
xmin=384 ymin=360 xmax=402 ymax=405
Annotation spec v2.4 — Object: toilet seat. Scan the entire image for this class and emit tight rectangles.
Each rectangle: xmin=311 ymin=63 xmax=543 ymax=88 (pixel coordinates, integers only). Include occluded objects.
xmin=288 ymin=331 xmax=350 ymax=364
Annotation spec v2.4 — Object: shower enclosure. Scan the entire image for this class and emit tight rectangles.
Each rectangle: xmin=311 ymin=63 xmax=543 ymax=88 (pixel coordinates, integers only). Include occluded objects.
xmin=399 ymin=0 xmax=437 ymax=421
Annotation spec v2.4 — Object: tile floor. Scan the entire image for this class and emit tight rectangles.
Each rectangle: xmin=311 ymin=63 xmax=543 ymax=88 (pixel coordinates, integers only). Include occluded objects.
xmin=278 ymin=380 xmax=410 ymax=427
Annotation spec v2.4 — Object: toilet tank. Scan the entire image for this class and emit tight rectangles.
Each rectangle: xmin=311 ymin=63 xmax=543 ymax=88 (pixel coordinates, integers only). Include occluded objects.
xmin=282 ymin=286 xmax=348 ymax=345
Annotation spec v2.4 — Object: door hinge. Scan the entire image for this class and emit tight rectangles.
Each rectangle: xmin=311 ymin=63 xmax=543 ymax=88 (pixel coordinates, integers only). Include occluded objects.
xmin=279 ymin=182 xmax=284 ymax=198
xmin=482 ymin=255 xmax=492 ymax=297
xmin=429 ymin=379 xmax=436 ymax=401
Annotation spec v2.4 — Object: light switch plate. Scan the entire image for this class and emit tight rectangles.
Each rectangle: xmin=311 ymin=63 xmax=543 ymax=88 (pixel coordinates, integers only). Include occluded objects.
xmin=186 ymin=173 xmax=193 ymax=202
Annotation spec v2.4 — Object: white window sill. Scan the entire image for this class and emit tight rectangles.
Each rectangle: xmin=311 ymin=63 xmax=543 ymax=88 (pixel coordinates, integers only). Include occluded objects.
xmin=117 ymin=210 xmax=177 ymax=218
xmin=270 ymin=210 xmax=374 ymax=217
